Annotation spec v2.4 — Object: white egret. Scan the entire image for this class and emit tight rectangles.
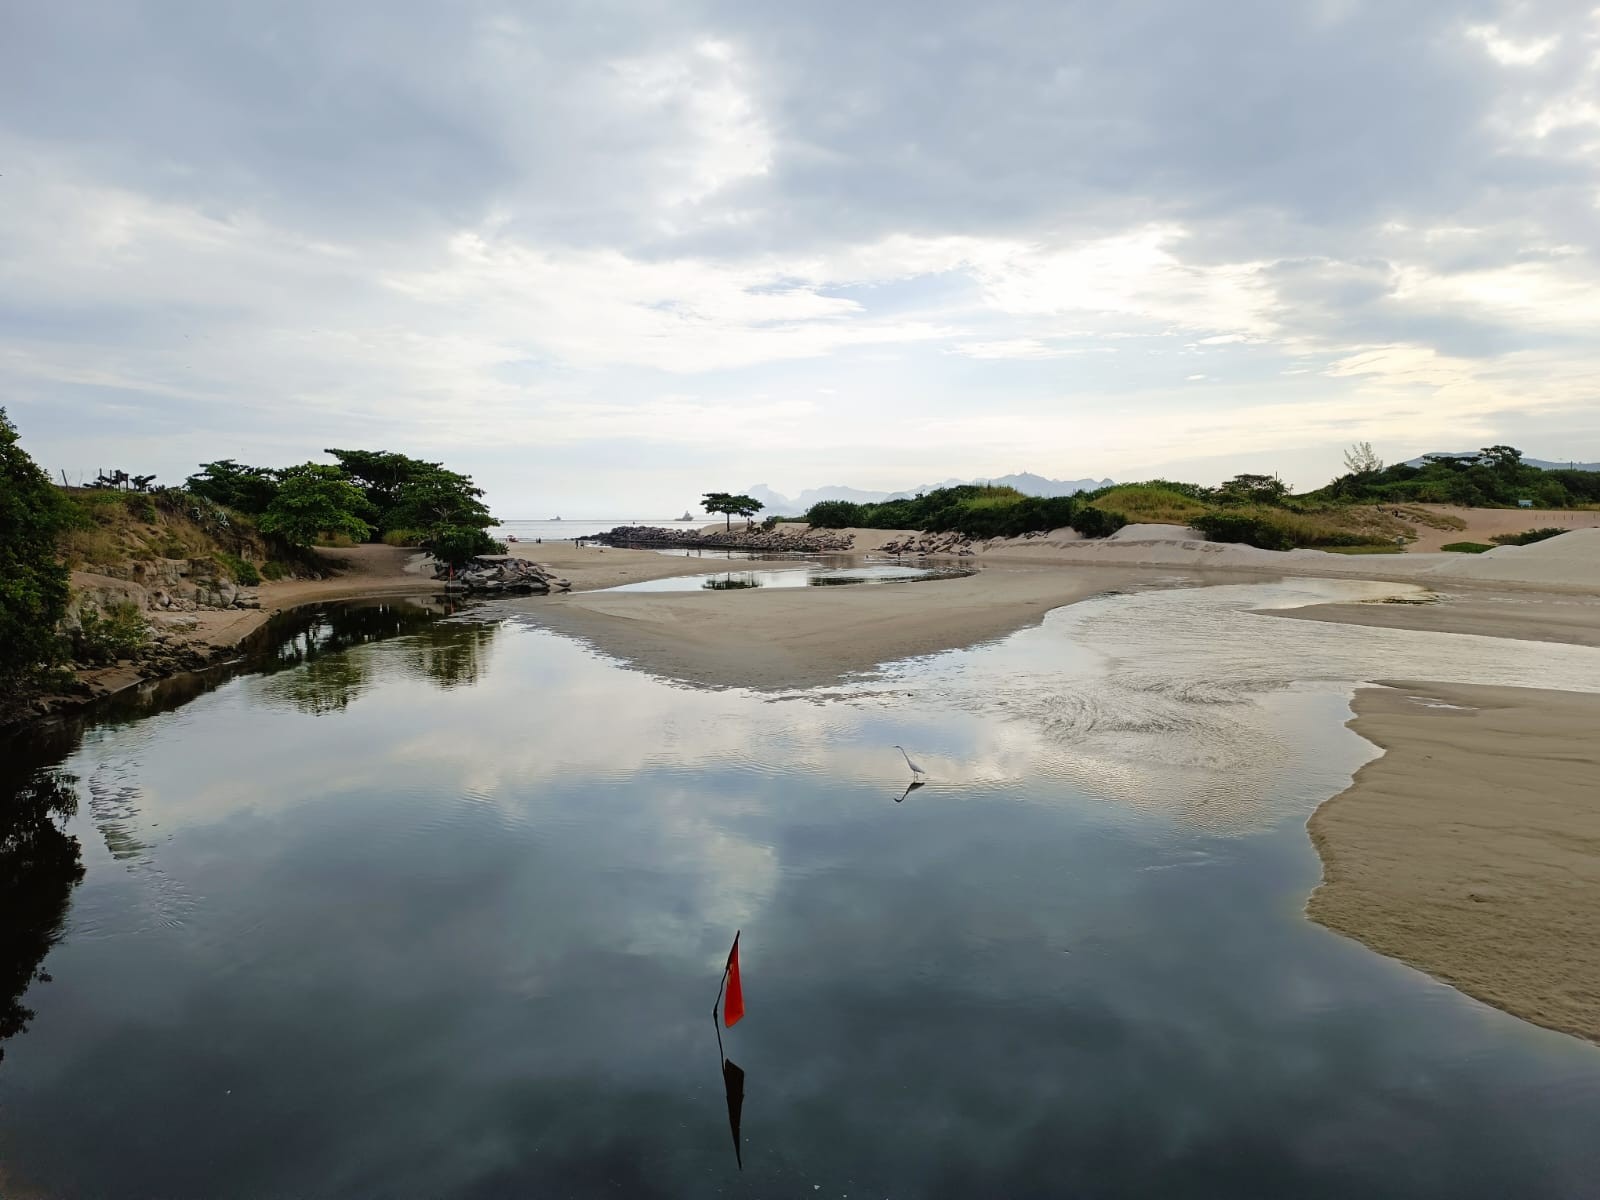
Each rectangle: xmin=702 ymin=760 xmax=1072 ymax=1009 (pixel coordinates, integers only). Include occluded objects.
xmin=894 ymin=745 xmax=927 ymax=777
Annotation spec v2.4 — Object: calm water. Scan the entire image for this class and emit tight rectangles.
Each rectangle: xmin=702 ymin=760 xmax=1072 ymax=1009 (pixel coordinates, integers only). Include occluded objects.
xmin=4 ymin=582 xmax=1600 ymax=1198
xmin=604 ymin=564 xmax=973 ymax=592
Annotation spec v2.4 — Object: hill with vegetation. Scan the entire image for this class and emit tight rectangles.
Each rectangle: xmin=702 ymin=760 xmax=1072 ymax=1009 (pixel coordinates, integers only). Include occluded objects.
xmin=802 ymin=445 xmax=1597 ymax=552
xmin=1 ymin=410 xmax=503 ymax=722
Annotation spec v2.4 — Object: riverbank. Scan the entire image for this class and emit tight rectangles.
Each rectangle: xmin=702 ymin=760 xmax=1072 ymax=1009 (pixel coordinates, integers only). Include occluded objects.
xmin=1308 ymin=681 xmax=1600 ymax=1045
xmin=12 ymin=545 xmax=447 ymax=725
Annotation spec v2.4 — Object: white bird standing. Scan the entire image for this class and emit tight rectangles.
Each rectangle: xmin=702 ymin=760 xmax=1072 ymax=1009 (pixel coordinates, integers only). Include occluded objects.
xmin=894 ymin=745 xmax=927 ymax=778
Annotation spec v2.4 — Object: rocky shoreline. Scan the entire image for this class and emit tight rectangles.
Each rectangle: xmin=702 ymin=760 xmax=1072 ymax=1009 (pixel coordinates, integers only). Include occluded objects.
xmin=592 ymin=525 xmax=857 ymax=553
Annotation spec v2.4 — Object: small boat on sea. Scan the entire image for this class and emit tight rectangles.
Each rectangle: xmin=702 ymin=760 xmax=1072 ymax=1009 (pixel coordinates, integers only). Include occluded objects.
xmin=680 ymin=510 xmax=694 ymax=521
xmin=551 ymin=516 xmax=562 ymax=521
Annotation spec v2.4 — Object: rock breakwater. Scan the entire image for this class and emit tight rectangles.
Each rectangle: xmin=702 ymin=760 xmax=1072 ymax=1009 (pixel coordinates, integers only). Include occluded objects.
xmin=594 ymin=525 xmax=857 ymax=553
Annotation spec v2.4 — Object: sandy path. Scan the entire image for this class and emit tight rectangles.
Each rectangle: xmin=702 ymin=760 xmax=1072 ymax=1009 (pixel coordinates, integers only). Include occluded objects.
xmin=1397 ymin=505 xmax=1600 ymax=552
xmin=1308 ymin=681 xmax=1600 ymax=1045
xmin=514 ymin=563 xmax=1141 ymax=690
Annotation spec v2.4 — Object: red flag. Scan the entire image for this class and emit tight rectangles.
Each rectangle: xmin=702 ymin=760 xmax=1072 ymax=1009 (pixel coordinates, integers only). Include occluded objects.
xmin=723 ymin=935 xmax=745 ymax=1028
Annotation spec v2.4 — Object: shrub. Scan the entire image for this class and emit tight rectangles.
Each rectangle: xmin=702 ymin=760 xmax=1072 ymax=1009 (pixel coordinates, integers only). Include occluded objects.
xmin=214 ymin=551 xmax=261 ymax=587
xmin=1193 ymin=507 xmax=1392 ymax=551
xmin=1440 ymin=542 xmax=1494 ymax=554
xmin=70 ymin=601 xmax=148 ymax=665
xmin=261 ymin=561 xmax=289 ymax=581
xmin=805 ymin=500 xmax=864 ymax=528
xmin=1088 ymin=484 xmax=1209 ymax=525
xmin=1070 ymin=506 xmax=1126 ymax=539
xmin=124 ymin=492 xmax=157 ymax=523
xmin=1489 ymin=527 xmax=1567 ymax=547
xmin=381 ymin=529 xmax=425 ymax=547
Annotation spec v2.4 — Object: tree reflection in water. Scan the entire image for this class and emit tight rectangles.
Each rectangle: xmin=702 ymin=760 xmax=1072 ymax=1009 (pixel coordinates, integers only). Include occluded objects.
xmin=0 ymin=766 xmax=84 ymax=1066
xmin=259 ymin=600 xmax=498 ymax=715
xmin=0 ymin=595 xmax=494 ymax=1067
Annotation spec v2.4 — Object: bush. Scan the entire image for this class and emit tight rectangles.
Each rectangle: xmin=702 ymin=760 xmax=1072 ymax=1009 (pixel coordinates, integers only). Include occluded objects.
xmin=1440 ymin=542 xmax=1494 ymax=553
xmin=70 ymin=601 xmax=148 ymax=665
xmin=423 ymin=525 xmax=504 ymax=567
xmin=124 ymin=492 xmax=157 ymax=523
xmin=214 ymin=551 xmax=261 ymax=587
xmin=1087 ymin=484 xmax=1209 ymax=524
xmin=805 ymin=500 xmax=864 ymax=528
xmin=1070 ymin=506 xmax=1126 ymax=539
xmin=1193 ymin=507 xmax=1392 ymax=551
xmin=261 ymin=561 xmax=288 ymax=581
xmin=1489 ymin=527 xmax=1567 ymax=547
xmin=381 ymin=529 xmax=425 ymax=547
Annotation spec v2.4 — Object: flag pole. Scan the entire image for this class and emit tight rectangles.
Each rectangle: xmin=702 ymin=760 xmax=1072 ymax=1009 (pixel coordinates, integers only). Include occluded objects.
xmin=711 ymin=929 xmax=739 ymax=1062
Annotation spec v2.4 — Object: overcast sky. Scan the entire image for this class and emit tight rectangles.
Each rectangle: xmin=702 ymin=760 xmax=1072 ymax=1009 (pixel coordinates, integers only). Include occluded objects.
xmin=5 ymin=1 xmax=1598 ymax=515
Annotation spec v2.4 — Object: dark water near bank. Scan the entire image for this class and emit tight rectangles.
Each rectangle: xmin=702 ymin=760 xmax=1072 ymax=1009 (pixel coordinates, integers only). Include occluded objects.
xmin=605 ymin=563 xmax=972 ymax=592
xmin=4 ymin=585 xmax=1600 ymax=1198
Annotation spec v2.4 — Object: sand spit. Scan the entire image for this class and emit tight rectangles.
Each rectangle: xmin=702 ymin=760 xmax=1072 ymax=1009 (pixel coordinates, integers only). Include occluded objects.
xmin=1308 ymin=681 xmax=1600 ymax=1045
xmin=515 ymin=563 xmax=1143 ymax=691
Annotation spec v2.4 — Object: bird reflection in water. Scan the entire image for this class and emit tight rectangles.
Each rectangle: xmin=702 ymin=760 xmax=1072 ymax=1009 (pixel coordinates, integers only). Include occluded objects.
xmin=895 ymin=780 xmax=926 ymax=803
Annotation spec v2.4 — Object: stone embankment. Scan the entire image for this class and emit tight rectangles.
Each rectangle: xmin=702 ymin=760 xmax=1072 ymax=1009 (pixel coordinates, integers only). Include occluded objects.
xmin=70 ymin=556 xmax=263 ymax=619
xmin=595 ymin=525 xmax=857 ymax=553
xmin=881 ymin=533 xmax=981 ymax=557
xmin=441 ymin=555 xmax=572 ymax=594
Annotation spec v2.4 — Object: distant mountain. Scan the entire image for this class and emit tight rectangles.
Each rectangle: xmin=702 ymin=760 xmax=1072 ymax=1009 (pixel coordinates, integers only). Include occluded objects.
xmin=1404 ymin=452 xmax=1600 ymax=471
xmin=747 ymin=472 xmax=1114 ymax=515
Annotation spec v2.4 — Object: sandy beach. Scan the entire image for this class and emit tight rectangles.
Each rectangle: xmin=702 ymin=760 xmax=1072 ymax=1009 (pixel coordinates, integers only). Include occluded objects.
xmin=1308 ymin=681 xmax=1600 ymax=1045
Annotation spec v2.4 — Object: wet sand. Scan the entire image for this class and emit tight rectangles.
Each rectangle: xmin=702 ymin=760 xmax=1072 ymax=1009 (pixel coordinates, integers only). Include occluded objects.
xmin=1271 ymin=591 xmax=1600 ymax=648
xmin=517 ymin=561 xmax=1144 ymax=690
xmin=1308 ymin=681 xmax=1600 ymax=1045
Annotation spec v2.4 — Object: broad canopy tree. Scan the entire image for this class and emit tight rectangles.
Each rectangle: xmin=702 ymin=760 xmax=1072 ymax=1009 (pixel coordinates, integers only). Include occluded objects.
xmin=258 ymin=466 xmax=373 ymax=548
xmin=701 ymin=492 xmax=765 ymax=530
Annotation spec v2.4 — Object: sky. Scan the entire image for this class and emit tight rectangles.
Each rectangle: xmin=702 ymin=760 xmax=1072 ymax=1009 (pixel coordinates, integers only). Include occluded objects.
xmin=4 ymin=1 xmax=1599 ymax=516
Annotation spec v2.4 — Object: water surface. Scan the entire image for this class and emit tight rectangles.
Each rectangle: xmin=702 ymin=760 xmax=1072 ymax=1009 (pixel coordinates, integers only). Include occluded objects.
xmin=3 ymin=580 xmax=1600 ymax=1198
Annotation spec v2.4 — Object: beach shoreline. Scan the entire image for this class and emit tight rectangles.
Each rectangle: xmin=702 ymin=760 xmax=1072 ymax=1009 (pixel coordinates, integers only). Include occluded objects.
xmin=1307 ymin=680 xmax=1600 ymax=1046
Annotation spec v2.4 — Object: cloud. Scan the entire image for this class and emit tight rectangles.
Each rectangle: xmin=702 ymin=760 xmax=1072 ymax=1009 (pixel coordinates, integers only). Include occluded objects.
xmin=3 ymin=0 xmax=1599 ymax=511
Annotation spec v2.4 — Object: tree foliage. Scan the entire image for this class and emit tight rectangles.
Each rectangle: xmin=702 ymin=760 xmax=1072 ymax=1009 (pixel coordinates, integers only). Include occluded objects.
xmin=802 ymin=485 xmax=1124 ymax=539
xmin=0 ymin=409 xmax=75 ymax=687
xmin=185 ymin=459 xmax=282 ymax=514
xmin=259 ymin=466 xmax=373 ymax=548
xmin=701 ymin=492 xmax=764 ymax=530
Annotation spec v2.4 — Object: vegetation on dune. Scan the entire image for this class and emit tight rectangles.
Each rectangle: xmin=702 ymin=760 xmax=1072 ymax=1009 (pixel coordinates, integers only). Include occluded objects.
xmin=1441 ymin=542 xmax=1495 ymax=554
xmin=803 ymin=484 xmax=1126 ymax=539
xmin=1087 ymin=483 xmax=1210 ymax=525
xmin=1317 ymin=444 xmax=1600 ymax=508
xmin=1490 ymin=527 xmax=1568 ymax=547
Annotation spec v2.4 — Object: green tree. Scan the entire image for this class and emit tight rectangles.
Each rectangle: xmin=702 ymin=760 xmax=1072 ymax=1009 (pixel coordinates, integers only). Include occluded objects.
xmin=0 ymin=409 xmax=75 ymax=688
xmin=388 ymin=466 xmax=499 ymax=566
xmin=701 ymin=492 xmax=763 ymax=530
xmin=184 ymin=459 xmax=281 ymax=514
xmin=1214 ymin=473 xmax=1289 ymax=506
xmin=259 ymin=465 xmax=373 ymax=548
xmin=323 ymin=449 xmax=430 ymax=535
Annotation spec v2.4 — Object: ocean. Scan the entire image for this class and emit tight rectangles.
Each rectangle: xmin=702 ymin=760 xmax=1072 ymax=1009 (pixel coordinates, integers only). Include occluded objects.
xmin=490 ymin=517 xmax=707 ymax=542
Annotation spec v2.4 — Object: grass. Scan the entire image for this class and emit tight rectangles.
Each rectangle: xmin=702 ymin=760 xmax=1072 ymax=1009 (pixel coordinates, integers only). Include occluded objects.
xmin=1089 ymin=484 xmax=1209 ymax=525
xmin=1440 ymin=541 xmax=1495 ymax=554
